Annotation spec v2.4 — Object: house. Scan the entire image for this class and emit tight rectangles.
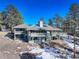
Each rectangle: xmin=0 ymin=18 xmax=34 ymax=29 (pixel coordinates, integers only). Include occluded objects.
xmin=13 ymin=20 xmax=63 ymax=42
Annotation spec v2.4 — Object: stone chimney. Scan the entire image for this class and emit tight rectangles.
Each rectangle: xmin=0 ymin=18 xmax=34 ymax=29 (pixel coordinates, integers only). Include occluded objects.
xmin=39 ymin=20 xmax=44 ymax=27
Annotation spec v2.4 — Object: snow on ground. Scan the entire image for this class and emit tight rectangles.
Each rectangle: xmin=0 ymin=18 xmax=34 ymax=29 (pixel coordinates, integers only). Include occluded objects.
xmin=36 ymin=52 xmax=56 ymax=59
xmin=0 ymin=33 xmax=79 ymax=59
xmin=29 ymin=47 xmax=72 ymax=59
xmin=63 ymin=35 xmax=79 ymax=51
xmin=27 ymin=35 xmax=79 ymax=59
xmin=30 ymin=48 xmax=59 ymax=59
xmin=29 ymin=48 xmax=44 ymax=54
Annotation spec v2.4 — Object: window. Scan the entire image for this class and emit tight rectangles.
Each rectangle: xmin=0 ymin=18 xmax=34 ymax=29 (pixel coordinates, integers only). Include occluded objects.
xmin=15 ymin=28 xmax=25 ymax=31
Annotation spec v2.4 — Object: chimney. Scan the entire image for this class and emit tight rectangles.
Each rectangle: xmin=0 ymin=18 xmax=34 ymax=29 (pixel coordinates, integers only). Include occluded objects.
xmin=39 ymin=20 xmax=44 ymax=27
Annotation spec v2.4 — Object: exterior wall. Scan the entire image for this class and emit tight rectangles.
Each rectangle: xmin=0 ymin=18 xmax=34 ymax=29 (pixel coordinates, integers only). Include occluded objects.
xmin=13 ymin=28 xmax=63 ymax=42
xmin=14 ymin=28 xmax=52 ymax=42
xmin=51 ymin=30 xmax=64 ymax=39
xmin=28 ymin=30 xmax=47 ymax=43
xmin=51 ymin=30 xmax=62 ymax=36
xmin=14 ymin=28 xmax=26 ymax=40
xmin=14 ymin=28 xmax=25 ymax=34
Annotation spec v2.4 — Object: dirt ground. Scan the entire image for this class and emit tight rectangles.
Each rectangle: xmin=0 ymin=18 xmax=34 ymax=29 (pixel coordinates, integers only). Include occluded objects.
xmin=0 ymin=32 xmax=40 ymax=59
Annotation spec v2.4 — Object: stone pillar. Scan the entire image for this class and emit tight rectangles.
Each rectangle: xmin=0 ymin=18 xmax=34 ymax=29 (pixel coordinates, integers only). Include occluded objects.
xmin=28 ymin=31 xmax=31 ymax=42
xmin=47 ymin=31 xmax=51 ymax=40
xmin=14 ymin=34 xmax=16 ymax=40
xmin=13 ymin=29 xmax=16 ymax=40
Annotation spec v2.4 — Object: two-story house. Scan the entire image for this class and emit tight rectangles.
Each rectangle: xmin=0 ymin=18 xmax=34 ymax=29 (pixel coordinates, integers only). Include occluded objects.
xmin=13 ymin=20 xmax=62 ymax=42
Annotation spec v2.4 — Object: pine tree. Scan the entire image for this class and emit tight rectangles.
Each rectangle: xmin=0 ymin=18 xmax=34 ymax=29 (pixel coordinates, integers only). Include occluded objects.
xmin=48 ymin=18 xmax=53 ymax=26
xmin=2 ymin=4 xmax=23 ymax=31
xmin=64 ymin=3 xmax=79 ymax=33
xmin=0 ymin=13 xmax=3 ymax=31
xmin=54 ymin=14 xmax=63 ymax=28
xmin=64 ymin=3 xmax=79 ymax=58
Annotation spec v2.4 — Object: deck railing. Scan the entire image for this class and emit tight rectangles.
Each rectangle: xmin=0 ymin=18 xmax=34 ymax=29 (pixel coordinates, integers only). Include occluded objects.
xmin=30 ymin=33 xmax=46 ymax=37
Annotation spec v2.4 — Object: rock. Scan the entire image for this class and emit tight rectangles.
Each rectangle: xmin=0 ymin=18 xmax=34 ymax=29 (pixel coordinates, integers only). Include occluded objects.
xmin=19 ymin=53 xmax=36 ymax=59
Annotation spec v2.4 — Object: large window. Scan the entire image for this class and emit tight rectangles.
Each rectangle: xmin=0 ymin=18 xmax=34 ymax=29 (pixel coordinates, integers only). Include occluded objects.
xmin=15 ymin=28 xmax=25 ymax=31
xmin=16 ymin=34 xmax=25 ymax=39
xmin=30 ymin=30 xmax=46 ymax=33
xmin=53 ymin=30 xmax=62 ymax=32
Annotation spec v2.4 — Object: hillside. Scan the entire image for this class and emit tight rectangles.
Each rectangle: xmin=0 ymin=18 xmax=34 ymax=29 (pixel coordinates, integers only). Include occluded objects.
xmin=0 ymin=32 xmax=79 ymax=59
xmin=0 ymin=32 xmax=40 ymax=59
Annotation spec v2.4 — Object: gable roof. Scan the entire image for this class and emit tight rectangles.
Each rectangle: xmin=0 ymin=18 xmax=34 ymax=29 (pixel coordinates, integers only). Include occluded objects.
xmin=14 ymin=24 xmax=28 ymax=28
xmin=14 ymin=24 xmax=62 ymax=31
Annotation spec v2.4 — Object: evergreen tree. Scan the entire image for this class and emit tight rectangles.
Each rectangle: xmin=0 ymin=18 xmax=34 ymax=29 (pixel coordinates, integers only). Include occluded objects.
xmin=63 ymin=3 xmax=79 ymax=58
xmin=69 ymin=3 xmax=79 ymax=58
xmin=2 ymin=4 xmax=23 ymax=31
xmin=54 ymin=14 xmax=63 ymax=28
xmin=64 ymin=3 xmax=79 ymax=33
xmin=48 ymin=18 xmax=53 ymax=26
xmin=0 ymin=13 xmax=3 ymax=31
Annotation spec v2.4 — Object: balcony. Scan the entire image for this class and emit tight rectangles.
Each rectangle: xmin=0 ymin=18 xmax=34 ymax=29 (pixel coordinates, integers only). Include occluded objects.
xmin=14 ymin=31 xmax=24 ymax=34
xmin=30 ymin=33 xmax=46 ymax=37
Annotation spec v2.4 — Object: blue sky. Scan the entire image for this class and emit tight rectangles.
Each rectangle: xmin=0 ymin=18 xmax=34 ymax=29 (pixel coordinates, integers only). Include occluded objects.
xmin=0 ymin=0 xmax=79 ymax=24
